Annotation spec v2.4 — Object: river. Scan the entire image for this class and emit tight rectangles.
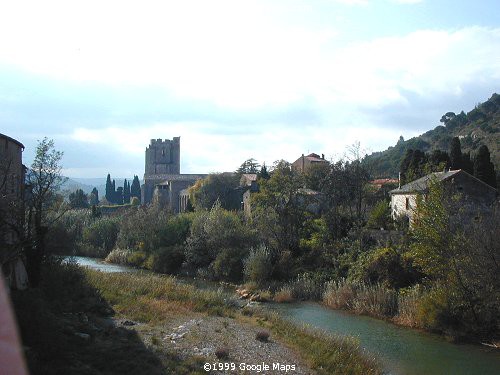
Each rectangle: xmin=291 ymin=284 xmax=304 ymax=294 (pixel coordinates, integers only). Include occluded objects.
xmin=69 ymin=256 xmax=500 ymax=375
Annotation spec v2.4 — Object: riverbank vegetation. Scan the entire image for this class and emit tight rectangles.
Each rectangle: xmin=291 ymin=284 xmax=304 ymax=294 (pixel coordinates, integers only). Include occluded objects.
xmin=11 ymin=260 xmax=381 ymax=374
xmin=51 ymin=152 xmax=499 ymax=343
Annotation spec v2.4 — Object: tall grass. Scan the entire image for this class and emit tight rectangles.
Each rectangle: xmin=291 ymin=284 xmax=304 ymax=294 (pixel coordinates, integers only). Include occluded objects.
xmin=274 ymin=273 xmax=326 ymax=302
xmin=323 ymin=279 xmax=397 ymax=318
xmin=249 ymin=312 xmax=381 ymax=375
xmin=85 ymin=269 xmax=229 ymax=321
xmin=394 ymin=286 xmax=422 ymax=328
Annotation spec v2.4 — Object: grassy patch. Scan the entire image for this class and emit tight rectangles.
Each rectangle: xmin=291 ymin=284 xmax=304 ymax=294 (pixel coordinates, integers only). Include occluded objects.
xmin=85 ymin=269 xmax=230 ymax=322
xmin=10 ymin=262 xmax=214 ymax=375
xmin=242 ymin=312 xmax=381 ymax=375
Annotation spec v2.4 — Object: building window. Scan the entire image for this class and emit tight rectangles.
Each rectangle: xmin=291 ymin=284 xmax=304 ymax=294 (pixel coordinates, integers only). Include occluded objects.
xmin=405 ymin=197 xmax=409 ymax=210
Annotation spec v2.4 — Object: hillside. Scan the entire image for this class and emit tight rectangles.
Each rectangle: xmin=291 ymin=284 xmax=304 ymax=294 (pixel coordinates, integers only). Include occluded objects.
xmin=363 ymin=93 xmax=500 ymax=178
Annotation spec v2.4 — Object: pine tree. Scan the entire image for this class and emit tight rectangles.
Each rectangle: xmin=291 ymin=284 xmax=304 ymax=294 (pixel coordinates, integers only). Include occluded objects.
xmin=474 ymin=145 xmax=497 ymax=188
xmin=449 ymin=137 xmax=462 ymax=170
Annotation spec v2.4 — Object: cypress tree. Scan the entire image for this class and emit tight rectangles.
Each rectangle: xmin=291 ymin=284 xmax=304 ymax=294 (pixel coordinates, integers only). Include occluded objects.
xmin=112 ymin=179 xmax=116 ymax=204
xmin=131 ymin=175 xmax=141 ymax=201
xmin=123 ymin=179 xmax=131 ymax=204
xmin=449 ymin=137 xmax=462 ymax=170
xmin=474 ymin=145 xmax=497 ymax=188
xmin=116 ymin=187 xmax=124 ymax=205
xmin=461 ymin=152 xmax=474 ymax=175
xmin=105 ymin=174 xmax=113 ymax=203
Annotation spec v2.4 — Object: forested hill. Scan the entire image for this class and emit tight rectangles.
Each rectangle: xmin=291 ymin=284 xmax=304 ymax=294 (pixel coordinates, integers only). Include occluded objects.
xmin=363 ymin=93 xmax=500 ymax=178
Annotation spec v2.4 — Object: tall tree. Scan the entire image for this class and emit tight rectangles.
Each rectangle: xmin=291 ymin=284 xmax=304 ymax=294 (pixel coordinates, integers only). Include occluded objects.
xmin=449 ymin=137 xmax=462 ymax=170
xmin=236 ymin=158 xmax=260 ymax=174
xmin=25 ymin=138 xmax=66 ymax=286
xmin=89 ymin=187 xmax=99 ymax=205
xmin=123 ymin=179 xmax=131 ymax=204
xmin=258 ymin=163 xmax=270 ymax=180
xmin=461 ymin=152 xmax=474 ymax=175
xmin=130 ymin=175 xmax=141 ymax=201
xmin=69 ymin=189 xmax=89 ymax=209
xmin=474 ymin=145 xmax=497 ymax=188
xmin=116 ymin=187 xmax=124 ymax=205
xmin=105 ymin=174 xmax=113 ymax=203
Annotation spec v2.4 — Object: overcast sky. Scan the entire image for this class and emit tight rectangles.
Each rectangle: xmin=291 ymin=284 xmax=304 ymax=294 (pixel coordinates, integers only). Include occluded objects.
xmin=2 ymin=0 xmax=500 ymax=178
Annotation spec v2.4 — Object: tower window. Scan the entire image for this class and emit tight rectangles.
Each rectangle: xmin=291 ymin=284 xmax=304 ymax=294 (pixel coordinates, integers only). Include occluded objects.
xmin=162 ymin=149 xmax=165 ymax=157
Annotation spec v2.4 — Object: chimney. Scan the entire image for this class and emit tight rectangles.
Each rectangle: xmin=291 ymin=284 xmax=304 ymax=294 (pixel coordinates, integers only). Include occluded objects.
xmin=322 ymin=153 xmax=325 ymax=160
xmin=302 ymin=154 xmax=305 ymax=172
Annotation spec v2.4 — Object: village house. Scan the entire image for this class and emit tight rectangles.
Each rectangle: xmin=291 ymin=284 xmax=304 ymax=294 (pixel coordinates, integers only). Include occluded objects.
xmin=390 ymin=169 xmax=498 ymax=224
xmin=0 ymin=133 xmax=29 ymax=290
xmin=291 ymin=153 xmax=328 ymax=173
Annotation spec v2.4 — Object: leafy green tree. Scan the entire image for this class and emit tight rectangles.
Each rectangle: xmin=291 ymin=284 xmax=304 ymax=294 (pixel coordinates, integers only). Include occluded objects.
xmin=69 ymin=189 xmax=89 ymax=209
xmin=25 ymin=138 xmax=66 ymax=286
xmin=367 ymin=200 xmax=391 ymax=229
xmin=189 ymin=173 xmax=240 ymax=210
xmin=411 ymin=181 xmax=500 ymax=338
xmin=304 ymin=162 xmax=330 ymax=191
xmin=236 ymin=158 xmax=260 ymax=174
xmin=89 ymin=187 xmax=99 ymax=205
xmin=474 ymin=145 xmax=497 ymax=188
xmin=252 ymin=160 xmax=310 ymax=253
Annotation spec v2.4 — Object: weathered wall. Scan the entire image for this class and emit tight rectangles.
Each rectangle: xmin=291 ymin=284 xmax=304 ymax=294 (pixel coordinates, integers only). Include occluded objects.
xmin=144 ymin=137 xmax=180 ymax=175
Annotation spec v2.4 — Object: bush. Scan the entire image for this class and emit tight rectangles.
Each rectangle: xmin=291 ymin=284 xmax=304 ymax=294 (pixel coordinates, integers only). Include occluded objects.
xmin=244 ymin=245 xmax=273 ymax=285
xmin=81 ymin=217 xmax=120 ymax=257
xmin=148 ymin=245 xmax=185 ymax=275
xmin=105 ymin=248 xmax=133 ymax=265
xmin=211 ymin=247 xmax=246 ymax=282
xmin=348 ymin=247 xmax=421 ymax=290
xmin=367 ymin=200 xmax=391 ymax=229
xmin=126 ymin=251 xmax=148 ymax=268
xmin=215 ymin=347 xmax=229 ymax=360
xmin=256 ymin=330 xmax=270 ymax=342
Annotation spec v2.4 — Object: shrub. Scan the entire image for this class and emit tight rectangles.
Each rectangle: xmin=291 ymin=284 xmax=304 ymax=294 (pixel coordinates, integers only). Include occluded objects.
xmin=105 ymin=248 xmax=133 ymax=265
xmin=256 ymin=330 xmax=270 ymax=342
xmin=215 ymin=348 xmax=229 ymax=360
xmin=81 ymin=217 xmax=120 ymax=257
xmin=367 ymin=200 xmax=391 ymax=229
xmin=211 ymin=248 xmax=246 ymax=282
xmin=149 ymin=245 xmax=185 ymax=275
xmin=243 ymin=245 xmax=273 ymax=285
xmin=126 ymin=251 xmax=148 ymax=268
xmin=274 ymin=286 xmax=294 ymax=303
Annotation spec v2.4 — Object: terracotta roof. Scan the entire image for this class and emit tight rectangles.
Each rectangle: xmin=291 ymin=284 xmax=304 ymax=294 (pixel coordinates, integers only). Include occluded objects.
xmin=371 ymin=178 xmax=399 ymax=186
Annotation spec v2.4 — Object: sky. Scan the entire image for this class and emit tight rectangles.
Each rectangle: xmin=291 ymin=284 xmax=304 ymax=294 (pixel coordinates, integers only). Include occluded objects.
xmin=1 ymin=0 xmax=500 ymax=178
